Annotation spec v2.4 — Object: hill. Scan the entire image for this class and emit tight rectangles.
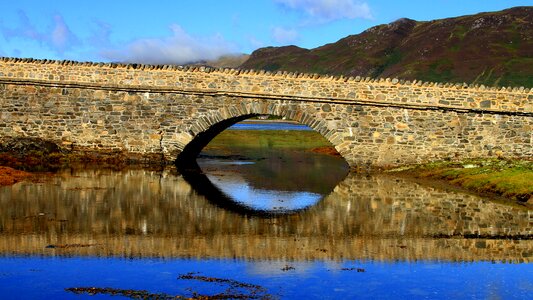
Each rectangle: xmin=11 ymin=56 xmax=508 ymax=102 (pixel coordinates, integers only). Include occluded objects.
xmin=240 ymin=7 xmax=533 ymax=87
xmin=190 ymin=54 xmax=250 ymax=68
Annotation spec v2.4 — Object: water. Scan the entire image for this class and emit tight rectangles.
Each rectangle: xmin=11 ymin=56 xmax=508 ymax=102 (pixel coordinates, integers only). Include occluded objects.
xmin=2 ymin=257 xmax=532 ymax=299
xmin=228 ymin=121 xmax=313 ymax=131
xmin=0 ymin=122 xmax=532 ymax=299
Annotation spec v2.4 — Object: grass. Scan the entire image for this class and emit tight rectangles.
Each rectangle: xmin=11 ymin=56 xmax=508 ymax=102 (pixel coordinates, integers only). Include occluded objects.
xmin=262 ymin=63 xmax=282 ymax=72
xmin=498 ymin=58 xmax=533 ymax=87
xmin=389 ymin=158 xmax=533 ymax=204
xmin=204 ymin=130 xmax=333 ymax=151
xmin=449 ymin=25 xmax=468 ymax=41
xmin=422 ymin=59 xmax=454 ymax=82
xmin=372 ymin=49 xmax=403 ymax=77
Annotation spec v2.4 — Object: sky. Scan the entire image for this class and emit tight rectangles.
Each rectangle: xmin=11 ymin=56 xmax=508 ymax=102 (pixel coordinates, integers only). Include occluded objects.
xmin=0 ymin=0 xmax=531 ymax=64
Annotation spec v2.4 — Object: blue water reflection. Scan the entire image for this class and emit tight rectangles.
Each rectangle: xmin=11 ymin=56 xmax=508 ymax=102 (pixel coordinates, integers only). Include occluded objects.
xmin=1 ymin=257 xmax=532 ymax=299
xmin=206 ymin=173 xmax=322 ymax=212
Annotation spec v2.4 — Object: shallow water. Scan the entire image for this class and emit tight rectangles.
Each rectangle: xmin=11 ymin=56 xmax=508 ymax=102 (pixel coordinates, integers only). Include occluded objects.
xmin=229 ymin=121 xmax=313 ymax=131
xmin=0 ymin=122 xmax=532 ymax=299
xmin=2 ymin=257 xmax=533 ymax=299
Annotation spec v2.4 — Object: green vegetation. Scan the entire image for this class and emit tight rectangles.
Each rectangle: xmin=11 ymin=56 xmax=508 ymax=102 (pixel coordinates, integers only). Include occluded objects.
xmin=450 ymin=25 xmax=468 ymax=41
xmin=472 ymin=67 xmax=494 ymax=85
xmin=449 ymin=44 xmax=461 ymax=52
xmin=262 ymin=63 xmax=281 ymax=72
xmin=389 ymin=158 xmax=533 ymax=205
xmin=204 ymin=130 xmax=332 ymax=154
xmin=420 ymin=59 xmax=454 ymax=82
xmin=498 ymin=58 xmax=533 ymax=87
xmin=470 ymin=58 xmax=533 ymax=87
xmin=372 ymin=49 xmax=403 ymax=77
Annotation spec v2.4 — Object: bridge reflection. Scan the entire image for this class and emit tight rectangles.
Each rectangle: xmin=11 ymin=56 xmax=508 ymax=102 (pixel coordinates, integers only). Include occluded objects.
xmin=0 ymin=167 xmax=531 ymax=262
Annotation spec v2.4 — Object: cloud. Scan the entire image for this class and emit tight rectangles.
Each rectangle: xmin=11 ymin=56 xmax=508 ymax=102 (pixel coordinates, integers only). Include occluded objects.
xmin=89 ymin=20 xmax=113 ymax=48
xmin=271 ymin=27 xmax=300 ymax=44
xmin=274 ymin=0 xmax=372 ymax=23
xmin=1 ymin=10 xmax=80 ymax=54
xmin=99 ymin=24 xmax=238 ymax=65
xmin=2 ymin=10 xmax=42 ymax=41
xmin=50 ymin=15 xmax=80 ymax=53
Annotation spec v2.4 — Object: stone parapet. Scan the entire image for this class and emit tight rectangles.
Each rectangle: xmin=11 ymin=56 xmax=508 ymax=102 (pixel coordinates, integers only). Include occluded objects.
xmin=0 ymin=57 xmax=531 ymax=168
xmin=0 ymin=58 xmax=531 ymax=114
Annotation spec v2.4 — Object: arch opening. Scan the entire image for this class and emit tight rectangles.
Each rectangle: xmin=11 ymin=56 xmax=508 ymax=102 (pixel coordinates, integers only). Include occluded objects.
xmin=176 ymin=114 xmax=349 ymax=215
xmin=176 ymin=111 xmax=350 ymax=168
xmin=176 ymin=114 xmax=261 ymax=167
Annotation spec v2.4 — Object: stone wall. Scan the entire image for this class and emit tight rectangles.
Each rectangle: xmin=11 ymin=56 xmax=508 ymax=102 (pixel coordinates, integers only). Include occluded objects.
xmin=0 ymin=58 xmax=531 ymax=168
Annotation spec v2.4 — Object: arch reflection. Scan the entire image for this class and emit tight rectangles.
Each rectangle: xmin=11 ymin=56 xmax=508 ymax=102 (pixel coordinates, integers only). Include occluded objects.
xmin=178 ymin=159 xmax=331 ymax=216
xmin=0 ymin=167 xmax=531 ymax=261
xmin=179 ymin=119 xmax=350 ymax=216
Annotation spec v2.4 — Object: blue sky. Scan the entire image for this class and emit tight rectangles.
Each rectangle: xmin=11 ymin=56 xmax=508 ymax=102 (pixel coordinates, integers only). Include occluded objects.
xmin=1 ymin=0 xmax=531 ymax=64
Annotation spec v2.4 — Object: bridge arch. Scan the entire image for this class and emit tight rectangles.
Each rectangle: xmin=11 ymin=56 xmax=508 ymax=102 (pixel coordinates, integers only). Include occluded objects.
xmin=174 ymin=100 xmax=346 ymax=167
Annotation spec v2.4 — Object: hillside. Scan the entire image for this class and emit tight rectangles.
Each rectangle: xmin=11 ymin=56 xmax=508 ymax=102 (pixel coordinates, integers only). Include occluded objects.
xmin=240 ymin=7 xmax=533 ymax=87
xmin=190 ymin=54 xmax=250 ymax=68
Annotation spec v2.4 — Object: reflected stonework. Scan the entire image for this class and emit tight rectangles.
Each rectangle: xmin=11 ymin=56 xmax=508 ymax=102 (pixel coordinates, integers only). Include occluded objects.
xmin=0 ymin=167 xmax=531 ymax=262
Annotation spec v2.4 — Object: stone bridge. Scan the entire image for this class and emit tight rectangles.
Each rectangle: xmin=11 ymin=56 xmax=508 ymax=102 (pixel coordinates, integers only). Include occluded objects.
xmin=0 ymin=57 xmax=531 ymax=168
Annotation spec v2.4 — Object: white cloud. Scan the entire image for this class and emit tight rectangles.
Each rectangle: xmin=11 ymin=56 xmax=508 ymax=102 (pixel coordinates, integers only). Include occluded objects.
xmin=1 ymin=10 xmax=41 ymax=41
xmin=50 ymin=15 xmax=80 ymax=53
xmin=100 ymin=24 xmax=238 ymax=65
xmin=274 ymin=0 xmax=372 ymax=23
xmin=1 ymin=11 xmax=80 ymax=54
xmin=89 ymin=21 xmax=112 ymax=48
xmin=271 ymin=27 xmax=300 ymax=44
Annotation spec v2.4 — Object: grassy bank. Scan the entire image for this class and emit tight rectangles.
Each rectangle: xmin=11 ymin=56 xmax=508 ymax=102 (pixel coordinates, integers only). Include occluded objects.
xmin=202 ymin=129 xmax=338 ymax=158
xmin=206 ymin=130 xmax=332 ymax=150
xmin=388 ymin=159 xmax=533 ymax=206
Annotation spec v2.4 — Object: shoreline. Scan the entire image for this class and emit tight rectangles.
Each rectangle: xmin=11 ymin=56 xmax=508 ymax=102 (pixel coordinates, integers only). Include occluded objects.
xmin=0 ymin=166 xmax=33 ymax=186
xmin=385 ymin=158 xmax=533 ymax=207
xmin=1 ymin=137 xmax=531 ymax=208
xmin=1 ymin=151 xmax=531 ymax=208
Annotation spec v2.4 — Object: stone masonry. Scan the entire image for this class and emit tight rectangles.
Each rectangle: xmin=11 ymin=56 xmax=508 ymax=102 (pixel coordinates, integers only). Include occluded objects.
xmin=0 ymin=57 xmax=531 ymax=168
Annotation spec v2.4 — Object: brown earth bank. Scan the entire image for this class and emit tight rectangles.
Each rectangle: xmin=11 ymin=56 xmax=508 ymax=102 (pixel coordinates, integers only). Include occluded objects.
xmin=0 ymin=137 xmax=166 ymax=172
xmin=0 ymin=137 xmax=167 ymax=186
xmin=310 ymin=146 xmax=342 ymax=157
xmin=0 ymin=166 xmax=32 ymax=186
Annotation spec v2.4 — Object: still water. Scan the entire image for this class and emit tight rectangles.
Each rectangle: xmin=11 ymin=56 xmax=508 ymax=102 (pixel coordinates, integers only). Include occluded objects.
xmin=0 ymin=122 xmax=532 ymax=299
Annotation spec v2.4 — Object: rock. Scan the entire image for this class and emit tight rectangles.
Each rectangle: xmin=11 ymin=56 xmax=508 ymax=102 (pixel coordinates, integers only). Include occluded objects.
xmin=0 ymin=137 xmax=61 ymax=154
